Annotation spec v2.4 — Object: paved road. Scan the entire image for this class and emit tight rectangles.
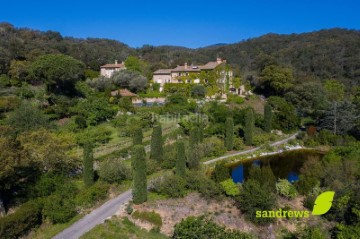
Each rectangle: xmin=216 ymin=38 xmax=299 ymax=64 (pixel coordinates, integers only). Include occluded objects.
xmin=203 ymin=132 xmax=298 ymax=165
xmin=53 ymin=132 xmax=298 ymax=239
xmin=53 ymin=190 xmax=132 ymax=239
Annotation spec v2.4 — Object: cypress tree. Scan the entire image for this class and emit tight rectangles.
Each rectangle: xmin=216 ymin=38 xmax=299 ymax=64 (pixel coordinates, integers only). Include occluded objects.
xmin=197 ymin=125 xmax=204 ymax=143
xmin=132 ymin=145 xmax=147 ymax=204
xmin=133 ymin=128 xmax=143 ymax=145
xmin=175 ymin=140 xmax=186 ymax=177
xmin=83 ymin=143 xmax=94 ymax=187
xmin=189 ymin=127 xmax=199 ymax=145
xmin=264 ymin=103 xmax=273 ymax=133
xmin=188 ymin=145 xmax=200 ymax=170
xmin=225 ymin=117 xmax=234 ymax=151
xmin=244 ymin=109 xmax=254 ymax=146
xmin=150 ymin=125 xmax=163 ymax=162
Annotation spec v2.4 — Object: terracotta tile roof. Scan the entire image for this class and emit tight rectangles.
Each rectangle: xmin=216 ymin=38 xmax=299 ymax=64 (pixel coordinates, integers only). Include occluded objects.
xmin=111 ymin=89 xmax=138 ymax=97
xmin=199 ymin=61 xmax=222 ymax=70
xmin=154 ymin=69 xmax=172 ymax=74
xmin=172 ymin=65 xmax=201 ymax=72
xmin=100 ymin=63 xmax=125 ymax=68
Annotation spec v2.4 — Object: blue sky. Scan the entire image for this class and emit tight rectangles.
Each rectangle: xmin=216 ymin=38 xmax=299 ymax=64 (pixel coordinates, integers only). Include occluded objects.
xmin=1 ymin=0 xmax=359 ymax=48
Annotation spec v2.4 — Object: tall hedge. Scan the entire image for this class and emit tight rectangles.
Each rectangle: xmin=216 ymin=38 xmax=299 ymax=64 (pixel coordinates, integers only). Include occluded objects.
xmin=225 ymin=117 xmax=234 ymax=151
xmin=132 ymin=145 xmax=147 ymax=204
xmin=264 ymin=103 xmax=272 ymax=133
xmin=83 ymin=143 xmax=94 ymax=187
xmin=175 ymin=141 xmax=186 ymax=177
xmin=150 ymin=125 xmax=163 ymax=162
xmin=133 ymin=128 xmax=143 ymax=145
xmin=244 ymin=109 xmax=254 ymax=146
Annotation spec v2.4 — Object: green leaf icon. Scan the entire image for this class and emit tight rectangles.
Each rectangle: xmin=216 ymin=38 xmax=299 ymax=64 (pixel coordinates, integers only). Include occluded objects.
xmin=312 ymin=191 xmax=335 ymax=215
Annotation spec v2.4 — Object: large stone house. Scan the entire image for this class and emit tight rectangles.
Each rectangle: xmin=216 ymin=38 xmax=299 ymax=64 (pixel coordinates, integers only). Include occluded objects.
xmin=153 ymin=58 xmax=235 ymax=93
xmin=100 ymin=60 xmax=126 ymax=78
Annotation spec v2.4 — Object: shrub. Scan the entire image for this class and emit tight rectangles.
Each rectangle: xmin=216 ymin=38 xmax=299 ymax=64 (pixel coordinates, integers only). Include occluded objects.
xmin=43 ymin=193 xmax=77 ymax=223
xmin=226 ymin=94 xmax=245 ymax=104
xmin=212 ymin=161 xmax=230 ymax=182
xmin=198 ymin=136 xmax=226 ymax=158
xmin=237 ymin=179 xmax=277 ymax=225
xmin=220 ymin=179 xmax=241 ymax=197
xmin=150 ymin=174 xmax=187 ymax=198
xmin=173 ymin=216 xmax=253 ymax=239
xmin=276 ymin=179 xmax=297 ymax=199
xmin=99 ymin=158 xmax=132 ymax=184
xmin=253 ymin=133 xmax=272 ymax=146
xmin=233 ymin=137 xmax=245 ymax=150
xmin=42 ymin=182 xmax=78 ymax=223
xmin=76 ymin=182 xmax=110 ymax=208
xmin=0 ymin=199 xmax=43 ymax=239
xmin=185 ymin=172 xmax=223 ymax=200
xmin=132 ymin=210 xmax=162 ymax=227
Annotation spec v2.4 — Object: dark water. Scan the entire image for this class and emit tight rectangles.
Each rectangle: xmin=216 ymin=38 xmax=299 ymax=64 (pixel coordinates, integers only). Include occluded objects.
xmin=230 ymin=149 xmax=324 ymax=183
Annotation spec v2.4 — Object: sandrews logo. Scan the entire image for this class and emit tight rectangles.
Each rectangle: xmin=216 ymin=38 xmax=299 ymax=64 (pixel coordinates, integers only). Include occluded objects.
xmin=256 ymin=191 xmax=335 ymax=219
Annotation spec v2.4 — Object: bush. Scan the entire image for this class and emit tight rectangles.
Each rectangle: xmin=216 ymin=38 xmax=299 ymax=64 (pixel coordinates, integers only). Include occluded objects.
xmin=226 ymin=94 xmax=245 ymax=104
xmin=150 ymin=174 xmax=187 ymax=198
xmin=220 ymin=179 xmax=241 ymax=197
xmin=42 ymin=182 xmax=78 ymax=223
xmin=198 ymin=136 xmax=226 ymax=158
xmin=237 ymin=179 xmax=277 ymax=225
xmin=132 ymin=210 xmax=162 ymax=227
xmin=76 ymin=182 xmax=110 ymax=208
xmin=0 ymin=199 xmax=43 ymax=239
xmin=276 ymin=179 xmax=297 ymax=199
xmin=212 ymin=161 xmax=230 ymax=182
xmin=173 ymin=216 xmax=253 ymax=239
xmin=31 ymin=173 xmax=66 ymax=198
xmin=233 ymin=137 xmax=245 ymax=150
xmin=98 ymin=158 xmax=132 ymax=183
xmin=185 ymin=172 xmax=223 ymax=200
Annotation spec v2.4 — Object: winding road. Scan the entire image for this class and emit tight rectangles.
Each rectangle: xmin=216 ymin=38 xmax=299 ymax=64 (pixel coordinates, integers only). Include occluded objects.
xmin=53 ymin=132 xmax=298 ymax=239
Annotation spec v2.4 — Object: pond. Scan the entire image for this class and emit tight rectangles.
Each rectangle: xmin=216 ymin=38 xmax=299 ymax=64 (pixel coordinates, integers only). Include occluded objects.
xmin=229 ymin=149 xmax=324 ymax=183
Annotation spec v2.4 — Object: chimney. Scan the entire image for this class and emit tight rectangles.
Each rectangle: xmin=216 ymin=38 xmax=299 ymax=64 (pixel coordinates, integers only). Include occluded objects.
xmin=115 ymin=60 xmax=118 ymax=65
xmin=216 ymin=58 xmax=222 ymax=64
xmin=184 ymin=62 xmax=188 ymax=69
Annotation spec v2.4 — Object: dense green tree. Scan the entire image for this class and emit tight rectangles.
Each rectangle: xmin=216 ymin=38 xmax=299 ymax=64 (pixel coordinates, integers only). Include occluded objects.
xmin=268 ymin=96 xmax=300 ymax=132
xmin=225 ymin=117 xmax=234 ymax=150
xmin=83 ymin=143 xmax=94 ymax=187
xmin=133 ymin=128 xmax=143 ymax=145
xmin=264 ymin=103 xmax=272 ymax=133
xmin=150 ymin=125 xmax=163 ymax=162
xmin=19 ymin=129 xmax=80 ymax=173
xmin=322 ymin=80 xmax=347 ymax=134
xmin=111 ymin=70 xmax=147 ymax=93
xmin=244 ymin=109 xmax=254 ymax=146
xmin=124 ymin=56 xmax=147 ymax=74
xmin=191 ymin=85 xmax=206 ymax=98
xmin=132 ymin=145 xmax=147 ymax=204
xmin=28 ymin=54 xmax=85 ymax=94
xmin=259 ymin=65 xmax=294 ymax=96
xmin=248 ymin=165 xmax=276 ymax=191
xmin=7 ymin=101 xmax=48 ymax=133
xmin=237 ymin=179 xmax=277 ymax=225
xmin=175 ymin=141 xmax=186 ymax=177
